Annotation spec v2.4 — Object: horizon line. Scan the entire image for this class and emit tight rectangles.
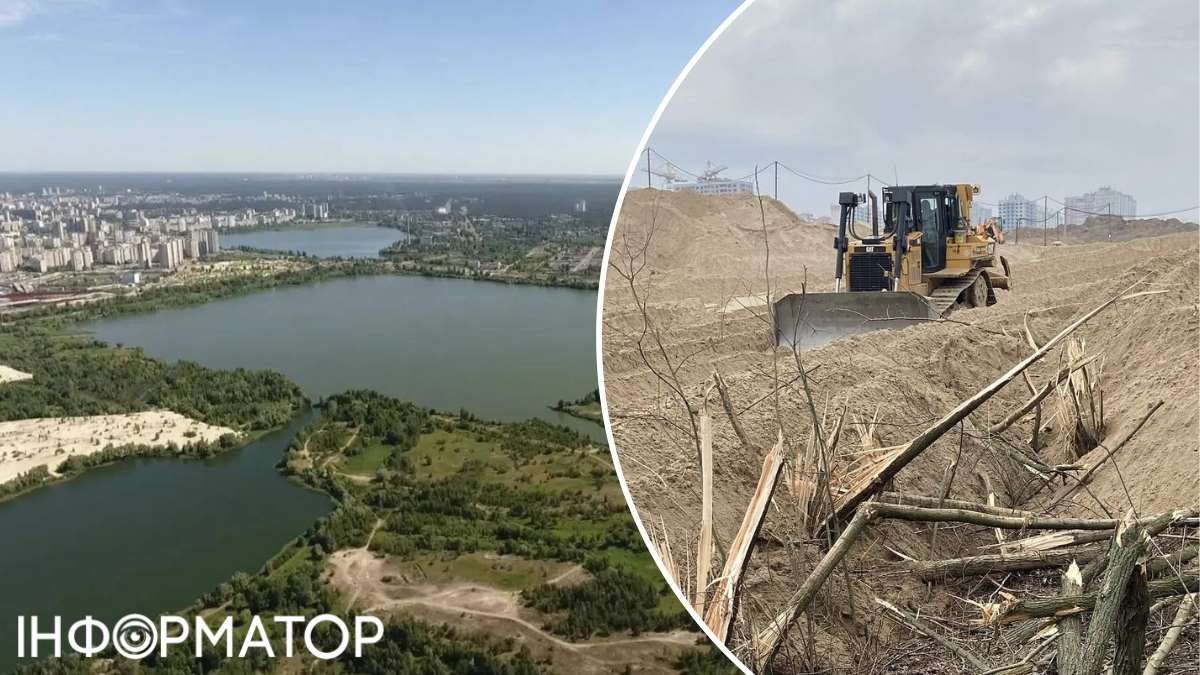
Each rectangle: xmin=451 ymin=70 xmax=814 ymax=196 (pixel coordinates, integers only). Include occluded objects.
xmin=0 ymin=170 xmax=623 ymax=180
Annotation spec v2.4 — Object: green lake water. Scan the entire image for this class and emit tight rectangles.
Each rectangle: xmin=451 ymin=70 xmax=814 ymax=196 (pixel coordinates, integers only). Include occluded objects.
xmin=0 ymin=413 xmax=330 ymax=671
xmin=221 ymin=225 xmax=404 ymax=258
xmin=0 ymin=272 xmax=601 ymax=670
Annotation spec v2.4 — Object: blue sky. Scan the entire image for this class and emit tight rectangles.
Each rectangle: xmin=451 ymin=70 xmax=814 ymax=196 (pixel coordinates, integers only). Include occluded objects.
xmin=0 ymin=0 xmax=741 ymax=173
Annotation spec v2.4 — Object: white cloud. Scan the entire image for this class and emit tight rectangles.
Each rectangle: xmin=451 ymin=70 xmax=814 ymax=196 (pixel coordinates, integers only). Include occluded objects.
xmin=0 ymin=0 xmax=103 ymax=29
xmin=649 ymin=0 xmax=1199 ymax=213
xmin=0 ymin=1 xmax=39 ymax=26
xmin=1047 ymin=50 xmax=1127 ymax=89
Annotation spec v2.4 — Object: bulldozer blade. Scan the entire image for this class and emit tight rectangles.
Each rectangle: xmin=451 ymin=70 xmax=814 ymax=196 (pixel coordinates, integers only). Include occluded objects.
xmin=774 ymin=291 xmax=938 ymax=348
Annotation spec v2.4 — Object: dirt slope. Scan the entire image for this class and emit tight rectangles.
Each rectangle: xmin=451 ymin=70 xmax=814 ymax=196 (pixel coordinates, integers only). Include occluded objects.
xmin=327 ymin=548 xmax=698 ymax=674
xmin=601 ymin=189 xmax=1199 ymax=672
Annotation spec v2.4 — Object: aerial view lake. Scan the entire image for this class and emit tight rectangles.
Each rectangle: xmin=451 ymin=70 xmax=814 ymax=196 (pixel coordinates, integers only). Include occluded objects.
xmin=82 ymin=274 xmax=601 ymax=438
xmin=1 ymin=267 xmax=601 ymax=671
xmin=221 ymin=224 xmax=404 ymax=258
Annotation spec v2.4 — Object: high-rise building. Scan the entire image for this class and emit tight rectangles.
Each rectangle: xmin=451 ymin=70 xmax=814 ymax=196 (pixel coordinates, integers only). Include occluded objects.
xmin=997 ymin=194 xmax=1039 ymax=232
xmin=204 ymin=229 xmax=220 ymax=255
xmin=1064 ymin=187 xmax=1136 ymax=226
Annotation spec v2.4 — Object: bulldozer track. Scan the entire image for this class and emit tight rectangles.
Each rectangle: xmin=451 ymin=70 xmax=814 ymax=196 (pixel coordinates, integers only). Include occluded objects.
xmin=927 ymin=268 xmax=981 ymax=317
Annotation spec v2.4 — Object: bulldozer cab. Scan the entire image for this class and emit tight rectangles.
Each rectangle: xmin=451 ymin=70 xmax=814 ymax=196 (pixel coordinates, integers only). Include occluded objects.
xmin=884 ymin=185 xmax=959 ymax=273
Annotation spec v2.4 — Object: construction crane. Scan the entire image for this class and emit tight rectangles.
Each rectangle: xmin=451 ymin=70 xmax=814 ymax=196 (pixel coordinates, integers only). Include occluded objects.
xmin=650 ymin=165 xmax=683 ymax=188
xmin=698 ymin=161 xmax=729 ymax=183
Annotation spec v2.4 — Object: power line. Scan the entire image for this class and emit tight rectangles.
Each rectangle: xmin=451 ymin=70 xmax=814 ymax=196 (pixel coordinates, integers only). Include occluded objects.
xmin=776 ymin=162 xmax=869 ymax=185
xmin=644 ymin=150 xmax=1197 ymax=221
xmin=645 ymin=149 xmax=884 ymax=189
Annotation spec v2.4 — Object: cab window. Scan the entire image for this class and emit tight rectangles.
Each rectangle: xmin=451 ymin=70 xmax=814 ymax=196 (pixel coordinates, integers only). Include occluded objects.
xmin=918 ymin=196 xmax=940 ymax=239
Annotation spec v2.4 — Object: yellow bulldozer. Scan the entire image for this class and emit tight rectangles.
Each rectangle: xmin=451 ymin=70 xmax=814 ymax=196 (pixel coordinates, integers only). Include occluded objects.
xmin=775 ymin=184 xmax=1011 ymax=346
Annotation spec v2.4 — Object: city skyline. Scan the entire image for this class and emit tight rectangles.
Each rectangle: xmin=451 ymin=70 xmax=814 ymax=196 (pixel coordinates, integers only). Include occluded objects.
xmin=0 ymin=0 xmax=740 ymax=175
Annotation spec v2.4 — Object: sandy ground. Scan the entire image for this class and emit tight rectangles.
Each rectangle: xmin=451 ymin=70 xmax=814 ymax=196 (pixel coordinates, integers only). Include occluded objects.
xmin=601 ymin=189 xmax=1199 ymax=671
xmin=0 ymin=365 xmax=33 ymax=384
xmin=327 ymin=547 xmax=700 ymax=674
xmin=0 ymin=410 xmax=236 ymax=483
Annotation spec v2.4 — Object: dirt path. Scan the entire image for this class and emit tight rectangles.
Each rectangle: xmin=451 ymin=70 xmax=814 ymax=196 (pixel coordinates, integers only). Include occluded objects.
xmin=326 ymin=548 xmax=696 ymax=671
xmin=320 ymin=428 xmax=360 ymax=469
xmin=545 ymin=563 xmax=587 ymax=585
xmin=368 ymin=592 xmax=695 ymax=654
xmin=341 ymin=520 xmax=385 ymax=609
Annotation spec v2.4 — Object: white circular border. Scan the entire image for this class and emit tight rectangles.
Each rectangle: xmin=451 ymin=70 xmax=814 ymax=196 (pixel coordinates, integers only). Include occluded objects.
xmin=595 ymin=2 xmax=760 ymax=673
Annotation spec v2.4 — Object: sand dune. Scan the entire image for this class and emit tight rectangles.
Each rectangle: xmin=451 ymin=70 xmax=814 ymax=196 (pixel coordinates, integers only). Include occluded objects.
xmin=0 ymin=365 xmax=33 ymax=385
xmin=0 ymin=411 xmax=237 ymax=484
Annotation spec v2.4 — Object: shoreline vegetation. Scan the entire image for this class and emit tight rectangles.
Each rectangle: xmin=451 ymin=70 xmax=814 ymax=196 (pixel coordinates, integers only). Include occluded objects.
xmin=0 ymin=325 xmax=309 ymax=503
xmin=5 ymin=252 xmax=596 ymax=332
xmin=550 ymin=389 xmax=603 ymax=425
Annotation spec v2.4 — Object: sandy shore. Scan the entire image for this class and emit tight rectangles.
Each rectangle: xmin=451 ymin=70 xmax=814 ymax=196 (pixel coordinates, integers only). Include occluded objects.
xmin=0 ymin=365 xmax=33 ymax=385
xmin=0 ymin=411 xmax=237 ymax=484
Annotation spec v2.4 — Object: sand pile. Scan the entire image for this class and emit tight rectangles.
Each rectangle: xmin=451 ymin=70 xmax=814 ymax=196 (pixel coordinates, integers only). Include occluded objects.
xmin=607 ymin=188 xmax=835 ymax=301
xmin=600 ymin=188 xmax=1199 ymax=671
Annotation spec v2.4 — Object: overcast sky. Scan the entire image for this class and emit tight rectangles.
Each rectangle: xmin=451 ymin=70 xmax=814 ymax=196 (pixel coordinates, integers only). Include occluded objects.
xmin=647 ymin=0 xmax=1199 ymax=217
xmin=0 ymin=0 xmax=739 ymax=174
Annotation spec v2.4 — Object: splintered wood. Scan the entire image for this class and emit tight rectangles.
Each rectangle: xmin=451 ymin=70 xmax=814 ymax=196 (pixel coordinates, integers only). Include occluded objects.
xmin=1058 ymin=338 xmax=1105 ymax=458
xmin=666 ymin=282 xmax=1190 ymax=673
xmin=703 ymin=431 xmax=785 ymax=642
xmin=695 ymin=412 xmax=714 ymax=613
xmin=792 ymin=403 xmax=844 ymax=535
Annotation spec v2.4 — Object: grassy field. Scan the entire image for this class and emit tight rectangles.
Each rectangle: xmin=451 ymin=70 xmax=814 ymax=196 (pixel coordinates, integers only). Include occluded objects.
xmin=404 ymin=428 xmax=512 ymax=479
xmin=373 ymin=550 xmax=575 ymax=591
xmin=337 ymin=441 xmax=392 ymax=476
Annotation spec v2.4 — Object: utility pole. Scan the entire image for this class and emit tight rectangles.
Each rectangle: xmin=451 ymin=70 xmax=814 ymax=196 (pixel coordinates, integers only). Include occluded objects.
xmin=1043 ymin=195 xmax=1048 ymax=244
xmin=645 ymin=148 xmax=651 ymax=189
xmin=774 ymin=161 xmax=778 ymax=200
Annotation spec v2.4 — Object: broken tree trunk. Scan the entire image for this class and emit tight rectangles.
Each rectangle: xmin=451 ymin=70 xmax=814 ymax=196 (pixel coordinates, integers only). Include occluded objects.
xmin=902 ymin=546 xmax=1103 ymax=580
xmin=1078 ymin=508 xmax=1187 ymax=586
xmin=1110 ymin=563 xmax=1149 ymax=675
xmin=703 ymin=431 xmax=784 ymax=642
xmin=1061 ymin=339 xmax=1105 ymax=457
xmin=757 ymin=502 xmax=1190 ymax=668
xmin=985 ymin=569 xmax=1197 ymax=623
xmin=877 ymin=491 xmax=1036 ymax=518
xmin=1057 ymin=561 xmax=1084 ymax=675
xmin=1149 ymin=544 xmax=1200 ymax=578
xmin=1073 ymin=514 xmax=1146 ymax=675
xmin=829 ymin=286 xmax=1147 ymax=526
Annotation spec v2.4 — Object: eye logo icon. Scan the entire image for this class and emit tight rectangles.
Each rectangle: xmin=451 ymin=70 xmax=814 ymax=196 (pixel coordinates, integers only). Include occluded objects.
xmin=112 ymin=614 xmax=158 ymax=659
